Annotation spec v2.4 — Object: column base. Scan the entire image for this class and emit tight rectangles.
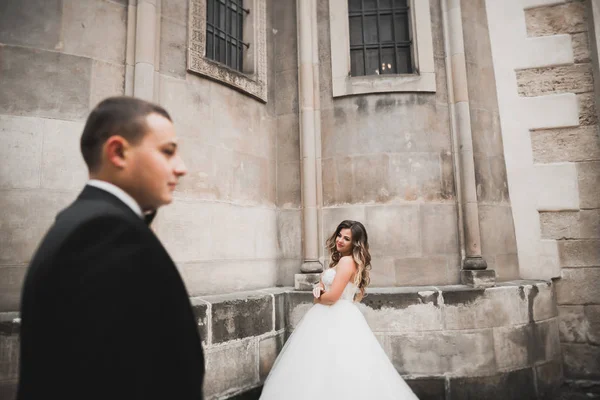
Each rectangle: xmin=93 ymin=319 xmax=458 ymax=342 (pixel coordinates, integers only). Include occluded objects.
xmin=300 ymin=260 xmax=323 ymax=273
xmin=462 ymin=256 xmax=488 ymax=270
xmin=461 ymin=269 xmax=496 ymax=288
xmin=294 ymin=273 xmax=321 ymax=290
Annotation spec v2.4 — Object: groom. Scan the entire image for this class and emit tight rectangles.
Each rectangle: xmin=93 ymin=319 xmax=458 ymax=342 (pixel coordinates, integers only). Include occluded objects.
xmin=17 ymin=97 xmax=205 ymax=400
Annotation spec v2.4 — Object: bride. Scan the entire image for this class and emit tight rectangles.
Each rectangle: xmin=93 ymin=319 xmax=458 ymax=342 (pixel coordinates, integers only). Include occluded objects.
xmin=259 ymin=220 xmax=419 ymax=399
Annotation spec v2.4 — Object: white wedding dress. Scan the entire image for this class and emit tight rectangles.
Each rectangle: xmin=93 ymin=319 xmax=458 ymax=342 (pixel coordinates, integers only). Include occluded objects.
xmin=259 ymin=267 xmax=419 ymax=400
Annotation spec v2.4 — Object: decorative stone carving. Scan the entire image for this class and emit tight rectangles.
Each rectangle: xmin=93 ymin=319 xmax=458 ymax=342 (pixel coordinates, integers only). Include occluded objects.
xmin=187 ymin=0 xmax=268 ymax=102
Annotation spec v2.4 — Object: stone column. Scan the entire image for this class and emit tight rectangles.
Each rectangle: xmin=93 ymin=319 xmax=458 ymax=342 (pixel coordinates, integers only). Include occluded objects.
xmin=294 ymin=0 xmax=323 ymax=290
xmin=132 ymin=0 xmax=159 ymax=101
xmin=441 ymin=0 xmax=495 ymax=287
xmin=588 ymin=0 xmax=600 ymax=137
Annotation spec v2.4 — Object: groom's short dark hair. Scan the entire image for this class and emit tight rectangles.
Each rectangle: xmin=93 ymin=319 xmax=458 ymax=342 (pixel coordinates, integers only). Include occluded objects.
xmin=80 ymin=96 xmax=172 ymax=172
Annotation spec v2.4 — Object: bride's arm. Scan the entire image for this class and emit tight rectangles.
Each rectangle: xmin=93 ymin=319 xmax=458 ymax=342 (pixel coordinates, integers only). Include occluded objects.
xmin=316 ymin=257 xmax=356 ymax=305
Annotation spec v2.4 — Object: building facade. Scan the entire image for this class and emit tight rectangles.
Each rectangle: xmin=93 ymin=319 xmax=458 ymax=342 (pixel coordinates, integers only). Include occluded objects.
xmin=0 ymin=0 xmax=599 ymax=398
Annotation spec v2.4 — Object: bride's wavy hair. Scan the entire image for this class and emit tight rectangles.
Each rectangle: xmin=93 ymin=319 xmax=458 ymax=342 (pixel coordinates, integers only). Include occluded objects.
xmin=325 ymin=220 xmax=372 ymax=301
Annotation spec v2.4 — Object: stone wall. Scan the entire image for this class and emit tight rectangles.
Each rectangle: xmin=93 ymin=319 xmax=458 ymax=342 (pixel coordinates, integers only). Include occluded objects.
xmin=0 ymin=0 xmax=128 ymax=312
xmin=460 ymin=0 xmax=519 ymax=281
xmin=487 ymin=0 xmax=600 ymax=382
xmin=317 ymin=1 xmax=462 ymax=287
xmin=0 ymin=281 xmax=561 ymax=399
xmin=521 ymin=0 xmax=600 ymax=381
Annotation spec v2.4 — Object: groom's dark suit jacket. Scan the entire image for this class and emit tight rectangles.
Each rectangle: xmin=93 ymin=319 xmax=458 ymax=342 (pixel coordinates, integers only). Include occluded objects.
xmin=17 ymin=185 xmax=205 ymax=400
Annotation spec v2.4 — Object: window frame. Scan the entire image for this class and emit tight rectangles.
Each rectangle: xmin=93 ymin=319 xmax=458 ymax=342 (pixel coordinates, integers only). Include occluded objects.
xmin=187 ymin=0 xmax=268 ymax=102
xmin=329 ymin=0 xmax=436 ymax=97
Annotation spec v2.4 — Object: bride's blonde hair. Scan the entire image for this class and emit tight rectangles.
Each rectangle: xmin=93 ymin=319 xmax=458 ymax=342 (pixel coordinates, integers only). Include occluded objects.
xmin=325 ymin=220 xmax=372 ymax=301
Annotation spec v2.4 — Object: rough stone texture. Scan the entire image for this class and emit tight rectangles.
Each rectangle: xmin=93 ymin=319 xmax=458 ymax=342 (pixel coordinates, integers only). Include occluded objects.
xmin=160 ymin=16 xmax=188 ymax=78
xmin=531 ymin=126 xmax=600 ymax=163
xmin=0 ymin=268 xmax=26 ymax=313
xmin=524 ymin=1 xmax=587 ymax=37
xmin=0 ymin=191 xmax=74 ymax=265
xmin=516 ymin=64 xmax=594 ymax=97
xmin=478 ymin=205 xmax=518 ymax=279
xmin=0 ymin=46 xmax=92 ymax=120
xmin=536 ymin=359 xmax=564 ymax=399
xmin=0 ymin=0 xmax=62 ymax=50
xmin=556 ymin=268 xmax=600 ymax=304
xmin=405 ymin=377 xmax=446 ymax=400
xmin=577 ymin=161 xmax=600 ymax=208
xmin=580 ymin=210 xmax=600 ymax=239
xmin=273 ymin=0 xmax=297 ymax=74
xmin=62 ymin=0 xmax=127 ymax=64
xmin=388 ymin=329 xmax=497 ymax=375
xmin=276 ymin=161 xmax=301 ymax=208
xmin=393 ymin=256 xmax=452 ymax=286
xmin=189 ymin=298 xmax=209 ymax=345
xmin=579 ymin=93 xmax=599 ymax=126
xmin=366 ymin=205 xmax=421 ymax=258
xmin=572 ymin=32 xmax=591 ymax=63
xmin=259 ymin=333 xmax=284 ymax=381
xmin=203 ymin=339 xmax=259 ymax=399
xmin=558 ymin=240 xmax=600 ymax=267
xmin=450 ymin=368 xmax=536 ymax=400
xmin=276 ymin=210 xmax=301 ymax=259
xmin=0 ymin=314 xmax=20 ymax=381
xmin=559 ymin=305 xmax=600 ymax=346
xmin=540 ymin=211 xmax=581 ymax=239
xmin=461 ymin=269 xmax=497 ymax=288
xmin=562 ymin=343 xmax=600 ymax=380
xmin=90 ymin=60 xmax=125 ymax=108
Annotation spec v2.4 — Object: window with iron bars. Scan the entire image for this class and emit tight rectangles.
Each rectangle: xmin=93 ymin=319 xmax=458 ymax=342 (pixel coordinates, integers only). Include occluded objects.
xmin=348 ymin=0 xmax=413 ymax=76
xmin=206 ymin=0 xmax=250 ymax=72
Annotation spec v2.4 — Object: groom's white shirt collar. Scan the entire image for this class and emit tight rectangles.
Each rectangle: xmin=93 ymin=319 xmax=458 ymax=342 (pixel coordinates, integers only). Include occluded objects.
xmin=87 ymin=179 xmax=143 ymax=219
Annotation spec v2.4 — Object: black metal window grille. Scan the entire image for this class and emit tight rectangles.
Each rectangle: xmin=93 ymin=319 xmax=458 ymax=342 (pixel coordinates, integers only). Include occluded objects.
xmin=206 ymin=0 xmax=250 ymax=72
xmin=348 ymin=0 xmax=413 ymax=76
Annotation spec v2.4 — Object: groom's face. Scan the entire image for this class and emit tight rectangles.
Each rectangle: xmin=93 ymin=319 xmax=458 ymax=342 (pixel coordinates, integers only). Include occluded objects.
xmin=125 ymin=113 xmax=187 ymax=211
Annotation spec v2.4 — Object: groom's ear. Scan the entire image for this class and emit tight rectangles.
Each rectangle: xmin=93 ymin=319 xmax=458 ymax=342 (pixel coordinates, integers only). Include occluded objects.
xmin=104 ymin=136 xmax=129 ymax=169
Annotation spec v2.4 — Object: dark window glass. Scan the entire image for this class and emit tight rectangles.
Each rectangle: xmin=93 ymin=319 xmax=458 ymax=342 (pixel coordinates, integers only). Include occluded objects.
xmin=206 ymin=0 xmax=249 ymax=72
xmin=348 ymin=0 xmax=413 ymax=76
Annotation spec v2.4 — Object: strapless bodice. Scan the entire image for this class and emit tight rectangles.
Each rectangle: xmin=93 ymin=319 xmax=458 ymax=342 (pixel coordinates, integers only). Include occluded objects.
xmin=322 ymin=267 xmax=358 ymax=302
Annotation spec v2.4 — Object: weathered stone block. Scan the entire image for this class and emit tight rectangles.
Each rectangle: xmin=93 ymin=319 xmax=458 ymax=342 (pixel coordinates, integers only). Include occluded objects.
xmin=0 ymin=318 xmax=19 ymax=380
xmin=276 ymin=161 xmax=301 ymax=208
xmin=580 ymin=210 xmax=600 ymax=239
xmin=493 ymin=318 xmax=560 ymax=371
xmin=530 ymin=282 xmax=558 ymax=321
xmin=178 ymin=260 xmax=277 ymax=297
xmin=572 ymin=32 xmax=591 ymax=63
xmin=536 ymin=359 xmax=564 ymax=399
xmin=539 ymin=211 xmax=580 ymax=239
xmin=524 ymin=1 xmax=587 ymax=36
xmin=463 ymin=19 xmax=493 ymax=70
xmin=276 ymin=114 xmax=300 ymax=162
xmin=449 ymin=368 xmax=536 ymax=400
xmin=62 ymin=0 xmax=127 ymax=64
xmin=461 ymin=269 xmax=496 ymax=288
xmin=0 ymin=46 xmax=92 ymax=120
xmin=276 ymin=259 xmax=300 ymax=287
xmin=578 ymin=93 xmax=598 ymax=126
xmin=203 ymin=339 xmax=259 ymax=398
xmin=479 ymin=205 xmax=518 ymax=255
xmin=516 ymin=64 xmax=594 ymax=97
xmin=585 ymin=305 xmax=600 ymax=346
xmin=443 ymin=284 xmax=529 ymax=329
xmin=259 ymin=333 xmax=284 ymax=381
xmin=467 ymin=62 xmax=499 ymax=112
xmin=405 ymin=377 xmax=446 ymax=400
xmin=162 ymin=0 xmax=187 ymax=22
xmin=562 ymin=343 xmax=600 ymax=380
xmin=321 ymin=206 xmax=366 ymax=239
xmin=274 ymin=70 xmax=298 ymax=116
xmin=578 ymin=161 xmax=600 ymax=208
xmin=324 ymin=156 xmax=354 ymax=205
xmin=294 ymin=273 xmax=320 ymax=291
xmin=353 ymin=154 xmax=391 ymax=203
xmin=273 ymin=0 xmax=297 ymax=73
xmin=556 ymin=268 xmax=600 ymax=304
xmin=188 ymin=297 xmax=209 ymax=346
xmin=369 ymin=256 xmax=396 ymax=286
xmin=388 ymin=153 xmax=444 ymax=201
xmin=160 ymin=17 xmax=187 ymax=78
xmin=531 ymin=126 xmax=600 ymax=164
xmin=205 ymin=292 xmax=273 ymax=344
xmin=494 ymin=253 xmax=520 ymax=281
xmin=394 ymin=256 xmax=450 ymax=286
xmin=0 ymin=0 xmax=62 ymax=50
xmin=388 ymin=329 xmax=496 ymax=376
xmin=471 ymin=109 xmax=503 ymax=157
xmin=360 ymin=289 xmax=443 ymax=332
xmin=276 ymin=210 xmax=301 ymax=259
xmin=366 ymin=205 xmax=420 ymax=257
xmin=440 ymin=151 xmax=456 ymax=200
xmin=90 ymin=60 xmax=125 ymax=108
xmin=559 ymin=305 xmax=588 ymax=343
xmin=0 ymin=116 xmax=43 ymax=189
xmin=420 ymin=203 xmax=458 ymax=256
xmin=41 ymin=119 xmax=88 ymax=191
xmin=0 ymin=191 xmax=74 ymax=265
xmin=558 ymin=240 xmax=600 ymax=267
xmin=284 ymin=291 xmax=313 ymax=329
